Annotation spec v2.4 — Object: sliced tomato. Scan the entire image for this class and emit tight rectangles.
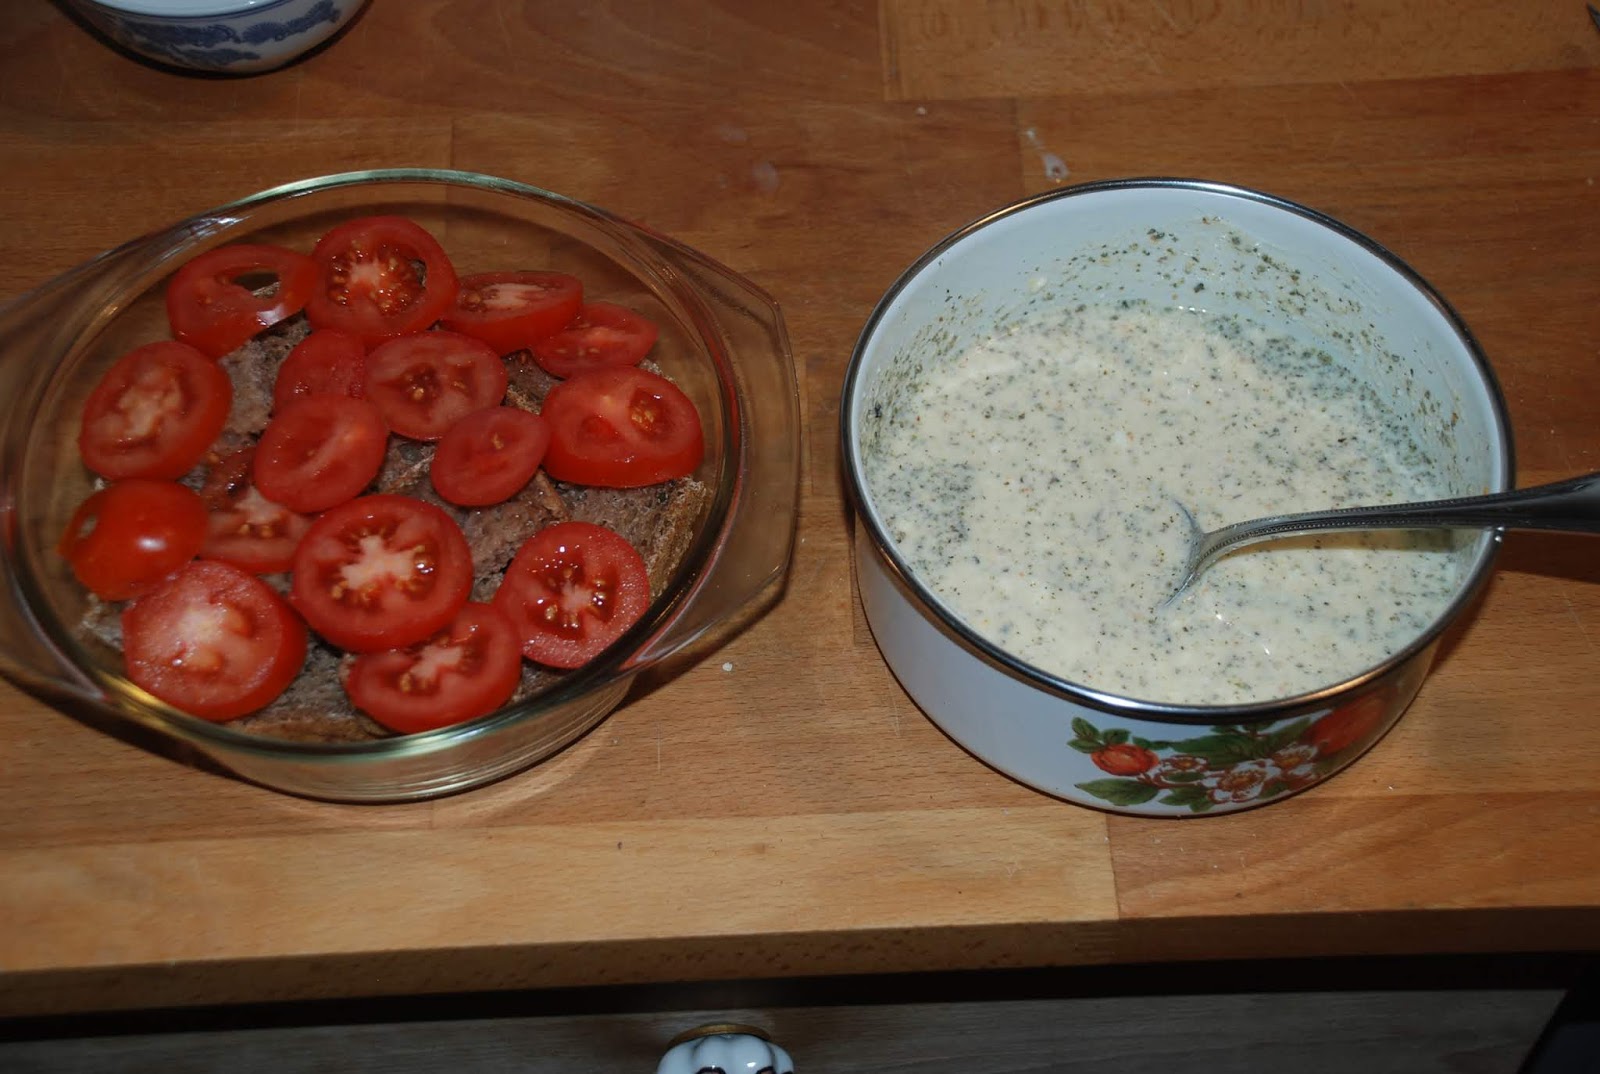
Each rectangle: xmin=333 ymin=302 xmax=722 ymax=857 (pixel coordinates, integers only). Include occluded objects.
xmin=57 ymin=479 xmax=208 ymax=601
xmin=540 ymin=365 xmax=703 ymax=488
xmin=166 ymin=243 xmax=320 ymax=359
xmin=305 ymin=215 xmax=459 ymax=346
xmin=363 ymin=330 xmax=509 ymax=441
xmin=122 ymin=560 xmax=307 ymax=722
xmin=197 ymin=446 xmax=313 ymax=574
xmin=492 ymin=521 xmax=651 ymax=669
xmin=78 ymin=341 xmax=232 ymax=481
xmin=529 ymin=302 xmax=659 ymax=378
xmin=430 ymin=406 xmax=551 ymax=507
xmin=272 ymin=329 xmax=368 ymax=412
xmin=345 ymin=602 xmax=522 ymax=734
xmin=442 ymin=271 xmax=584 ymax=356
xmin=290 ymin=494 xmax=473 ymax=653
xmin=253 ymin=394 xmax=388 ymax=514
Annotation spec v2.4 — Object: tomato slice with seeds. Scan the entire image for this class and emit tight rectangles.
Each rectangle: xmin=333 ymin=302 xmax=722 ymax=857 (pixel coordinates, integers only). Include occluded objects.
xmin=290 ymin=494 xmax=474 ymax=653
xmin=78 ymin=341 xmax=233 ymax=481
xmin=166 ymin=243 xmax=320 ymax=359
xmin=253 ymin=394 xmax=389 ymax=514
xmin=305 ymin=216 xmax=460 ymax=346
xmin=345 ymin=602 xmax=523 ymax=734
xmin=529 ymin=301 xmax=659 ymax=378
xmin=442 ymin=271 xmax=584 ymax=356
xmin=197 ymin=446 xmax=313 ymax=574
xmin=539 ymin=365 xmax=703 ymax=488
xmin=491 ymin=521 xmax=651 ymax=669
xmin=57 ymin=479 xmax=208 ymax=601
xmin=122 ymin=560 xmax=307 ymax=722
xmin=363 ymin=329 xmax=509 ymax=441
xmin=272 ymin=328 xmax=368 ymax=412
xmin=430 ymin=405 xmax=551 ymax=506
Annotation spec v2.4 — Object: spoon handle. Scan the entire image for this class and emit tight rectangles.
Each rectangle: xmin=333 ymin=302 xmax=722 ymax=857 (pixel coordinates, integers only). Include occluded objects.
xmin=1195 ymin=470 xmax=1600 ymax=568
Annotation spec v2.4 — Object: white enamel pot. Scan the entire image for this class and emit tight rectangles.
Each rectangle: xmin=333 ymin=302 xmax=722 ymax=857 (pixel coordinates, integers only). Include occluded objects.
xmin=840 ymin=178 xmax=1512 ymax=817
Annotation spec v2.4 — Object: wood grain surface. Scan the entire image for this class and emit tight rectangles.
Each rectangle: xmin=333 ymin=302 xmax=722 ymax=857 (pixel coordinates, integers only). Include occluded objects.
xmin=0 ymin=1 xmax=1597 ymax=1017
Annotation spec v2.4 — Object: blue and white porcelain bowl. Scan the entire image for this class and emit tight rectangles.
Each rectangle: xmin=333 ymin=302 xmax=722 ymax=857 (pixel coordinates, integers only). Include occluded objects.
xmin=67 ymin=0 xmax=370 ymax=75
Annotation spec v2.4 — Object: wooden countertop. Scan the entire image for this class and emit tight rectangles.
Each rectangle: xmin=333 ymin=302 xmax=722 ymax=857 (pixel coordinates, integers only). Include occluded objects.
xmin=2 ymin=2 xmax=1598 ymax=1018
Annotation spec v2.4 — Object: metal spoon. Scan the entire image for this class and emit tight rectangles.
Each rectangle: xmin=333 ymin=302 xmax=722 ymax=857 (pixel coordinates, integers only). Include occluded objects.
xmin=1163 ymin=470 xmax=1600 ymax=607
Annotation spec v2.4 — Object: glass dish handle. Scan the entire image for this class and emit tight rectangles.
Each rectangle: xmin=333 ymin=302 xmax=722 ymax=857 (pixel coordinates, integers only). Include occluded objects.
xmin=625 ymin=235 xmax=802 ymax=668
xmin=0 ymin=257 xmax=133 ymax=710
xmin=0 ymin=218 xmax=216 ymax=709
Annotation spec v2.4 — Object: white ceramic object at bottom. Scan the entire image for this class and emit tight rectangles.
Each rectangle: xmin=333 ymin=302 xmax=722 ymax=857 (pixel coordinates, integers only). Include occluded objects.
xmin=66 ymin=0 xmax=370 ymax=74
xmin=657 ymin=1027 xmax=795 ymax=1074
xmin=840 ymin=178 xmax=1513 ymax=817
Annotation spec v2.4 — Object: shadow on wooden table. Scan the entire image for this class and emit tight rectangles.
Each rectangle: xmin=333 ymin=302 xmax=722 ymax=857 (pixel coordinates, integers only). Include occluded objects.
xmin=1497 ymin=531 xmax=1600 ymax=587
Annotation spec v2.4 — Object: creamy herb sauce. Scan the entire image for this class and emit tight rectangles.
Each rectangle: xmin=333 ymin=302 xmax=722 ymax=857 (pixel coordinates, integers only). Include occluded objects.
xmin=864 ymin=304 xmax=1466 ymax=705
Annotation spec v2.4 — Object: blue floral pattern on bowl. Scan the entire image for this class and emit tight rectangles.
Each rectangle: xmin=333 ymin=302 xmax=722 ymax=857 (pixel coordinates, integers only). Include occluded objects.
xmin=73 ymin=0 xmax=366 ymax=74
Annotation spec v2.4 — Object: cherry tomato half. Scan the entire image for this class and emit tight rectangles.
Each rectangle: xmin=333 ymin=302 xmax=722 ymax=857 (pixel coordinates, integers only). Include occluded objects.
xmin=122 ymin=559 xmax=307 ymax=722
xmin=345 ymin=602 xmax=523 ymax=734
xmin=529 ymin=301 xmax=659 ymax=379
xmin=305 ymin=215 xmax=460 ymax=346
xmin=429 ymin=406 xmax=551 ymax=507
xmin=57 ymin=479 xmax=208 ymax=601
xmin=442 ymin=271 xmax=584 ymax=357
xmin=539 ymin=365 xmax=703 ymax=488
xmin=253 ymin=394 xmax=389 ymax=514
xmin=363 ymin=330 xmax=509 ymax=441
xmin=290 ymin=494 xmax=473 ymax=653
xmin=166 ymin=243 xmax=320 ymax=359
xmin=492 ymin=521 xmax=651 ymax=669
xmin=78 ymin=341 xmax=233 ymax=481
xmin=272 ymin=329 xmax=368 ymax=412
xmin=198 ymin=446 xmax=313 ymax=574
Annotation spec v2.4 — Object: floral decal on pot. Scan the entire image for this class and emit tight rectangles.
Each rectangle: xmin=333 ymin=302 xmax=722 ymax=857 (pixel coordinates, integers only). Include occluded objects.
xmin=1069 ymin=693 xmax=1391 ymax=813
